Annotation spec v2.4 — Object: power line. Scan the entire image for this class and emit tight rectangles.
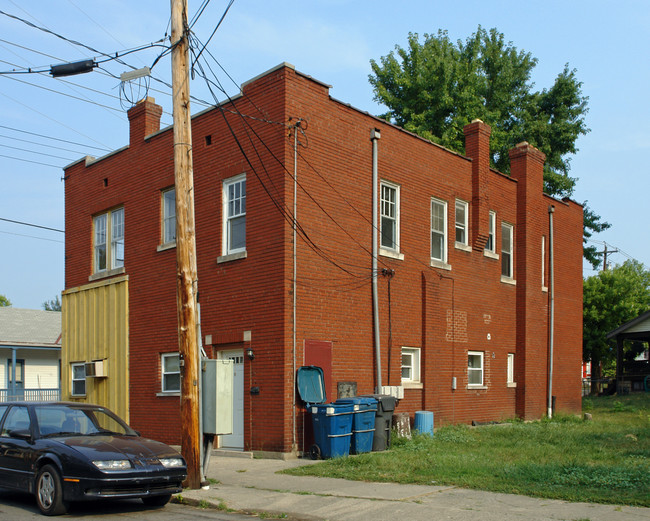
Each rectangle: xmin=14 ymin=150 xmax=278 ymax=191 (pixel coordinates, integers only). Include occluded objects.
xmin=0 ymin=229 xmax=64 ymax=244
xmin=0 ymin=124 xmax=111 ymax=152
xmin=0 ymin=143 xmax=74 ymax=162
xmin=0 ymin=217 xmax=64 ymax=233
xmin=0 ymin=153 xmax=62 ymax=168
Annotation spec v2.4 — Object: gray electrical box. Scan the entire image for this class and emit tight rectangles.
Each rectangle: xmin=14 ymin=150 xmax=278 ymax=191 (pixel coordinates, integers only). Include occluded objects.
xmin=201 ymin=359 xmax=234 ymax=435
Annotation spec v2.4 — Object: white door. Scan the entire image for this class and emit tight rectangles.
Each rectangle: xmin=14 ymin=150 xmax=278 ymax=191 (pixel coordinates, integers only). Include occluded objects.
xmin=218 ymin=350 xmax=244 ymax=449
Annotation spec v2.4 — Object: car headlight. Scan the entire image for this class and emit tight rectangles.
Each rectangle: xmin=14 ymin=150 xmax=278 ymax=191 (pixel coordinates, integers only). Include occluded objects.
xmin=92 ymin=460 xmax=132 ymax=471
xmin=159 ymin=457 xmax=185 ymax=468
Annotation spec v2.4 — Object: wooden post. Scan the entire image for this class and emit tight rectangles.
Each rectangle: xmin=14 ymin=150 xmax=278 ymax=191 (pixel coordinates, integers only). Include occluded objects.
xmin=170 ymin=0 xmax=201 ymax=489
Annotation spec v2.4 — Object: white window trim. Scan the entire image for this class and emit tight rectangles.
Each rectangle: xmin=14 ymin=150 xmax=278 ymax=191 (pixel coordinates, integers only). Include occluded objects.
xmin=485 ymin=211 xmax=499 ymax=259
xmin=379 ymin=181 xmax=403 ymax=258
xmin=160 ymin=187 xmax=176 ymax=249
xmin=501 ymin=222 xmax=515 ymax=283
xmin=467 ymin=351 xmax=484 ymax=388
xmin=430 ymin=197 xmax=448 ymax=266
xmin=222 ymin=174 xmax=246 ymax=257
xmin=401 ymin=347 xmax=422 ymax=388
xmin=70 ymin=362 xmax=86 ymax=397
xmin=92 ymin=207 xmax=124 ymax=278
xmin=507 ymin=353 xmax=517 ymax=388
xmin=159 ymin=353 xmax=181 ymax=396
xmin=454 ymin=199 xmax=470 ymax=250
xmin=541 ymin=235 xmax=548 ymax=292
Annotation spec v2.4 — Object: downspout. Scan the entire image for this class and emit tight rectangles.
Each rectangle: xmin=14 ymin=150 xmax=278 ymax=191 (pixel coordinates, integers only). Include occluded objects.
xmin=547 ymin=205 xmax=555 ymax=419
xmin=292 ymin=121 xmax=299 ymax=453
xmin=371 ymin=129 xmax=382 ymax=393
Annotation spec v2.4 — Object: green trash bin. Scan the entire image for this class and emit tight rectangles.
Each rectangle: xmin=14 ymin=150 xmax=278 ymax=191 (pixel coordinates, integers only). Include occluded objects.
xmin=360 ymin=394 xmax=396 ymax=451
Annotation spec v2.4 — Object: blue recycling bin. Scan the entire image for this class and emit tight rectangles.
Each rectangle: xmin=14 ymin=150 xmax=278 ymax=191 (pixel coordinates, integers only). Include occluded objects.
xmin=336 ymin=397 xmax=377 ymax=454
xmin=310 ymin=403 xmax=354 ymax=459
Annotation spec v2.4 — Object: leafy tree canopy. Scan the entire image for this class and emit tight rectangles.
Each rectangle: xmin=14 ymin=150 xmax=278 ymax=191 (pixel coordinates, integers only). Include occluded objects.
xmin=583 ymin=260 xmax=650 ymax=376
xmin=0 ymin=294 xmax=10 ymax=307
xmin=369 ymin=26 xmax=608 ymax=265
xmin=42 ymin=295 xmax=61 ymax=311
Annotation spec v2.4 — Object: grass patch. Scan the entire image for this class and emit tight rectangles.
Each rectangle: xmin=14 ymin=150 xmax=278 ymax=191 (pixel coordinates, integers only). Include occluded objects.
xmin=285 ymin=394 xmax=649 ymax=506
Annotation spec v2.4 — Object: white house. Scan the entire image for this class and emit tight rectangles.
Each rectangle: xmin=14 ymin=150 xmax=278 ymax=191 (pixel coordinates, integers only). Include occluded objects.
xmin=0 ymin=307 xmax=61 ymax=401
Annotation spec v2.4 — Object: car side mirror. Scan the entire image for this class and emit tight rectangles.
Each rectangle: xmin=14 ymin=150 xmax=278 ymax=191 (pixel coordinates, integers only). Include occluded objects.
xmin=9 ymin=429 xmax=32 ymax=441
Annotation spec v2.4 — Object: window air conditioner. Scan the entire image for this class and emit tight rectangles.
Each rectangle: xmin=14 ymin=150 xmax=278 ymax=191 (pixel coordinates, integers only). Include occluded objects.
xmin=84 ymin=360 xmax=107 ymax=378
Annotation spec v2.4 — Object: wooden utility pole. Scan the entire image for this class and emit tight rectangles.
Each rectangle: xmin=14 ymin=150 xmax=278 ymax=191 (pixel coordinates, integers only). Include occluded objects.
xmin=170 ymin=0 xmax=201 ymax=489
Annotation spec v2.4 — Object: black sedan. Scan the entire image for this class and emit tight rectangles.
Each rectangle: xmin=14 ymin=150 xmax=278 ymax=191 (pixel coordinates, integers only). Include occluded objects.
xmin=0 ymin=401 xmax=187 ymax=516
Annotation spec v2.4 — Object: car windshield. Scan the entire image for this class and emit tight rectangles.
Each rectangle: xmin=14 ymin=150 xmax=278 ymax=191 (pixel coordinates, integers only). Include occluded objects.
xmin=34 ymin=405 xmax=137 ymax=437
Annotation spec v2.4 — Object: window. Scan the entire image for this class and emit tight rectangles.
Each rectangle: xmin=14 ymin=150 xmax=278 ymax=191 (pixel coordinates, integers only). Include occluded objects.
xmin=541 ymin=235 xmax=547 ymax=289
xmin=380 ymin=181 xmax=400 ymax=251
xmin=468 ymin=351 xmax=484 ymax=386
xmin=71 ymin=363 xmax=86 ymax=396
xmin=486 ymin=211 xmax=496 ymax=253
xmin=401 ymin=347 xmax=421 ymax=383
xmin=507 ymin=353 xmax=515 ymax=385
xmin=431 ymin=198 xmax=447 ymax=263
xmin=455 ymin=199 xmax=468 ymax=246
xmin=161 ymin=353 xmax=180 ymax=393
xmin=223 ymin=174 xmax=246 ymax=255
xmin=1 ymin=406 xmax=29 ymax=436
xmin=93 ymin=207 xmax=124 ymax=273
xmin=162 ymin=188 xmax=176 ymax=245
xmin=501 ymin=223 xmax=514 ymax=279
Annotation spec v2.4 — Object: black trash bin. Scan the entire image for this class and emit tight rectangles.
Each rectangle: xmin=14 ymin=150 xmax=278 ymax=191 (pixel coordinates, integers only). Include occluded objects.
xmin=359 ymin=394 xmax=396 ymax=451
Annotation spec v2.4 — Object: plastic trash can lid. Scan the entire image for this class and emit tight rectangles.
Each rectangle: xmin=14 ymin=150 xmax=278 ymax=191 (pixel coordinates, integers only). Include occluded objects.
xmin=296 ymin=366 xmax=326 ymax=406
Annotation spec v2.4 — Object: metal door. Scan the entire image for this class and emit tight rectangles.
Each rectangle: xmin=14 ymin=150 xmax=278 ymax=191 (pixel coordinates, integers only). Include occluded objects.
xmin=217 ymin=350 xmax=243 ymax=449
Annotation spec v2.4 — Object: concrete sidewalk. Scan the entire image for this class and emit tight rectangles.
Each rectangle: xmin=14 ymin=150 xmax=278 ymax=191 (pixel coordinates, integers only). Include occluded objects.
xmin=177 ymin=452 xmax=650 ymax=521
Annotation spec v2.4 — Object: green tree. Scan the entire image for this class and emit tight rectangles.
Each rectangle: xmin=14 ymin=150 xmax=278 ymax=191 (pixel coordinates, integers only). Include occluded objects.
xmin=369 ymin=27 xmax=607 ymax=265
xmin=0 ymin=294 xmax=10 ymax=307
xmin=42 ymin=295 xmax=61 ymax=311
xmin=583 ymin=260 xmax=650 ymax=390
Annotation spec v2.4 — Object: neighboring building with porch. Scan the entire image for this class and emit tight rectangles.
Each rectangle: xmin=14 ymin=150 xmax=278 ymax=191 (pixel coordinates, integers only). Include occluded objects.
xmin=607 ymin=309 xmax=650 ymax=393
xmin=62 ymin=63 xmax=584 ymax=454
xmin=0 ymin=307 xmax=61 ymax=401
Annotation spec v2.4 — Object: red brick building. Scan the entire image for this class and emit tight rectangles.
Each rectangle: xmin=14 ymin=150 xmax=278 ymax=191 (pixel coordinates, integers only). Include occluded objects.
xmin=63 ymin=63 xmax=583 ymax=454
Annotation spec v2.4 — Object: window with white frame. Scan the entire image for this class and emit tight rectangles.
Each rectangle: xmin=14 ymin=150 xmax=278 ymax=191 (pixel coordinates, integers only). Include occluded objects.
xmin=223 ymin=174 xmax=246 ymax=255
xmin=161 ymin=353 xmax=180 ymax=393
xmin=431 ymin=198 xmax=447 ymax=263
xmin=507 ymin=353 xmax=515 ymax=385
xmin=380 ymin=181 xmax=400 ymax=251
xmin=455 ymin=199 xmax=468 ymax=246
xmin=468 ymin=351 xmax=484 ymax=386
xmin=93 ymin=207 xmax=124 ymax=274
xmin=401 ymin=347 xmax=421 ymax=383
xmin=541 ymin=235 xmax=547 ymax=289
xmin=486 ymin=211 xmax=496 ymax=253
xmin=71 ymin=363 xmax=86 ymax=396
xmin=501 ymin=222 xmax=514 ymax=278
xmin=162 ymin=188 xmax=176 ymax=245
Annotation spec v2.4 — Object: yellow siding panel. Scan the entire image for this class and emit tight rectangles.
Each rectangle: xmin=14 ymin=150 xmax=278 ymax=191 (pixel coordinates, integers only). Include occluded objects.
xmin=61 ymin=276 xmax=129 ymax=422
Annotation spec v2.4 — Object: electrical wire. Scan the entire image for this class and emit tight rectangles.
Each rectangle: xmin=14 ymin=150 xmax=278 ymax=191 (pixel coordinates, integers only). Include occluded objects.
xmin=0 ymin=229 xmax=64 ymax=244
xmin=190 ymin=0 xmax=235 ymax=69
xmin=0 ymin=153 xmax=62 ymax=168
xmin=0 ymin=217 xmax=64 ymax=233
xmin=0 ymin=124 xmax=111 ymax=152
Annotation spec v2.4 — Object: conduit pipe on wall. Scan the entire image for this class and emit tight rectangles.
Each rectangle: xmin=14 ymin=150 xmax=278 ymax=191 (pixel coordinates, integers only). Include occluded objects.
xmin=371 ymin=129 xmax=382 ymax=393
xmin=547 ymin=205 xmax=555 ymax=419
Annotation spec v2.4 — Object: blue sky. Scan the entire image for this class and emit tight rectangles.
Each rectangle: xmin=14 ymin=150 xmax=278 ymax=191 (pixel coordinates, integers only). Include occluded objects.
xmin=0 ymin=0 xmax=648 ymax=309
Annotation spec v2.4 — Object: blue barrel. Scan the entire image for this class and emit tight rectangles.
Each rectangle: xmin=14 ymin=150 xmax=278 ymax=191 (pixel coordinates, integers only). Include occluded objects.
xmin=310 ymin=403 xmax=354 ymax=458
xmin=414 ymin=410 xmax=434 ymax=436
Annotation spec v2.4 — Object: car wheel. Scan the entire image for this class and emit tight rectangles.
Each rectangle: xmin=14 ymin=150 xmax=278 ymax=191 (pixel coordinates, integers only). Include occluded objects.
xmin=35 ymin=464 xmax=68 ymax=516
xmin=142 ymin=494 xmax=172 ymax=507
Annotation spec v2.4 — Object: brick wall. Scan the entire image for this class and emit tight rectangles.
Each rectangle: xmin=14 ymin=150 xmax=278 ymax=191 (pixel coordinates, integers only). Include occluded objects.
xmin=64 ymin=64 xmax=583 ymax=451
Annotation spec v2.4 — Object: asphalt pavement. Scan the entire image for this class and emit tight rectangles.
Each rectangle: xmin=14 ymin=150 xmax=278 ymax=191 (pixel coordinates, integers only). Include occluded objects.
xmin=176 ymin=451 xmax=650 ymax=521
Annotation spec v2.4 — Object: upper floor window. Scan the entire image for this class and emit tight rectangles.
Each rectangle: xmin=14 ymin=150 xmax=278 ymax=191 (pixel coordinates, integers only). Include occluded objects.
xmin=162 ymin=188 xmax=176 ymax=245
xmin=486 ymin=211 xmax=496 ymax=253
xmin=431 ymin=198 xmax=447 ymax=263
xmin=380 ymin=181 xmax=400 ymax=251
xmin=93 ymin=207 xmax=124 ymax=274
xmin=223 ymin=174 xmax=246 ymax=256
xmin=455 ymin=199 xmax=468 ymax=246
xmin=501 ymin=222 xmax=514 ymax=279
xmin=507 ymin=353 xmax=516 ymax=385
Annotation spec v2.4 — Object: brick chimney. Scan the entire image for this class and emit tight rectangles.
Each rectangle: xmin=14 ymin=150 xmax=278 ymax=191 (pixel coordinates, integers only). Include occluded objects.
xmin=463 ymin=119 xmax=491 ymax=251
xmin=127 ymin=97 xmax=163 ymax=147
